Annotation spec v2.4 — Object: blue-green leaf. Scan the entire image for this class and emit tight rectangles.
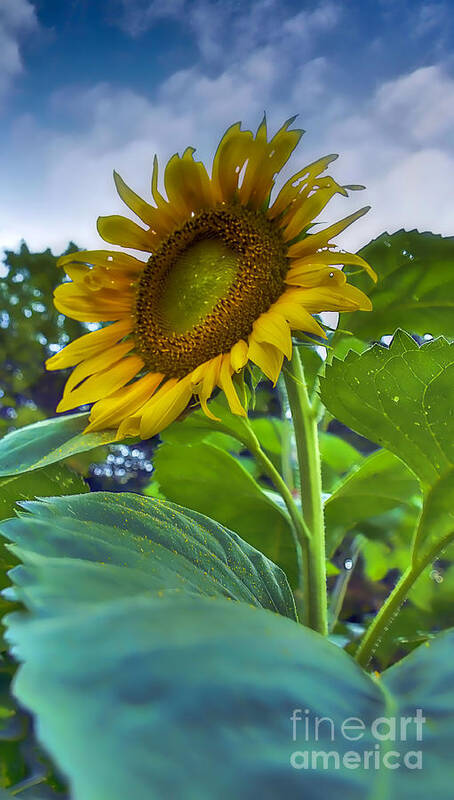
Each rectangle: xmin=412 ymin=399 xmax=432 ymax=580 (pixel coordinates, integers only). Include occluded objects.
xmin=0 ymin=493 xmax=296 ymax=621
xmin=0 ymin=414 xmax=114 ymax=477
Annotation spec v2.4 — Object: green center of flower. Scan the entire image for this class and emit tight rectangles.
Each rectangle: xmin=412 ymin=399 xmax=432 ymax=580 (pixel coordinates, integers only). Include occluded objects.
xmin=157 ymin=239 xmax=239 ymax=334
xmin=134 ymin=205 xmax=288 ymax=377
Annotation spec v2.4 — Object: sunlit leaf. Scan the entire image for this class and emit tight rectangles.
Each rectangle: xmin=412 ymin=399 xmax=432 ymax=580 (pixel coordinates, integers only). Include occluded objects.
xmin=342 ymin=230 xmax=454 ymax=340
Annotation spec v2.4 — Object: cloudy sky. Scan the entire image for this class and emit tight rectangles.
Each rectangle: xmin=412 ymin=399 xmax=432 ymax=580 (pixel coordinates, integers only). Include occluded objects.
xmin=1 ymin=0 xmax=454 ymax=257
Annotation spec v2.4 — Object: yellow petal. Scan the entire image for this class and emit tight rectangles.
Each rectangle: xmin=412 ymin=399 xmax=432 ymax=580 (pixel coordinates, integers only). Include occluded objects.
xmin=62 ymin=262 xmax=135 ymax=294
xmin=116 ymin=414 xmax=141 ymax=440
xmin=57 ymin=355 xmax=144 ymax=412
xmin=62 ymin=341 xmax=135 ymax=396
xmin=64 ymin=263 xmax=89 ymax=283
xmin=53 ymin=283 xmax=133 ymax=322
xmin=248 ymin=338 xmax=284 ymax=385
xmin=282 ymin=177 xmax=349 ymax=241
xmin=139 ymin=376 xmax=194 ymax=439
xmin=236 ymin=115 xmax=269 ymax=207
xmin=164 ymin=148 xmax=214 ymax=217
xmin=85 ymin=372 xmax=164 ymax=431
xmin=217 ymin=354 xmax=247 ymax=417
xmin=285 ymin=264 xmax=347 ymax=288
xmin=287 ymin=207 xmax=371 ymax=259
xmin=113 ymin=171 xmax=171 ymax=237
xmin=46 ymin=319 xmax=133 ymax=371
xmin=82 ymin=267 xmax=136 ymax=293
xmin=239 ymin=116 xmax=304 ymax=208
xmin=272 ymin=295 xmax=327 ymax=338
xmin=57 ymin=249 xmax=146 ymax=274
xmin=289 ymin=249 xmax=377 ymax=282
xmin=286 ymin=284 xmax=372 ymax=312
xmin=211 ymin=122 xmax=254 ymax=203
xmin=192 ymin=354 xmax=222 ymax=421
xmin=252 ymin=310 xmax=292 ymax=359
xmin=97 ymin=214 xmax=157 ymax=252
xmin=151 ymin=155 xmax=182 ymax=228
xmin=268 ymin=154 xmax=339 ymax=219
xmin=230 ymin=339 xmax=249 ymax=371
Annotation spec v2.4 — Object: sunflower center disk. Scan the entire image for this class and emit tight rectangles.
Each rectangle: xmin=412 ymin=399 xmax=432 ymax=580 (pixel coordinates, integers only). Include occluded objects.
xmin=157 ymin=239 xmax=239 ymax=334
xmin=134 ymin=205 xmax=288 ymax=377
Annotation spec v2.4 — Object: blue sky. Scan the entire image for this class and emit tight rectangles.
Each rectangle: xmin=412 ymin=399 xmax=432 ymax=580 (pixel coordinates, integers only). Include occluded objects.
xmin=1 ymin=0 xmax=454 ymax=255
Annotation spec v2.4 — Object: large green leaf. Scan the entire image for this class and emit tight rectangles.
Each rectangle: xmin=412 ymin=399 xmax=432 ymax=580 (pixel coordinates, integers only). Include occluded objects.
xmin=341 ymin=230 xmax=454 ymax=340
xmin=0 ymin=654 xmax=67 ymax=797
xmin=320 ymin=332 xmax=454 ymax=488
xmin=0 ymin=465 xmax=87 ymax=528
xmin=0 ymin=414 xmax=115 ymax=477
xmin=411 ymin=470 xmax=454 ymax=565
xmin=0 ymin=465 xmax=88 ymax=576
xmin=3 ymin=541 xmax=454 ymax=800
xmin=149 ymin=441 xmax=299 ymax=586
xmin=321 ymin=331 xmax=454 ymax=593
xmin=324 ymin=449 xmax=420 ymax=555
xmin=0 ymin=493 xmax=296 ymax=620
xmin=0 ymin=464 xmax=88 ymax=650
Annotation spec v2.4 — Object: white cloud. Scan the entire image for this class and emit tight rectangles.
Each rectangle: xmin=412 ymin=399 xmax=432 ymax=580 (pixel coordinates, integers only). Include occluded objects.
xmin=0 ymin=0 xmax=38 ymax=104
xmin=373 ymin=65 xmax=454 ymax=145
xmin=1 ymin=2 xmax=454 ymax=258
xmin=315 ymin=63 xmax=454 ymax=249
xmin=109 ymin=0 xmax=186 ymax=37
xmin=112 ymin=0 xmax=342 ymax=67
xmin=1 ymin=0 xmax=345 ymax=253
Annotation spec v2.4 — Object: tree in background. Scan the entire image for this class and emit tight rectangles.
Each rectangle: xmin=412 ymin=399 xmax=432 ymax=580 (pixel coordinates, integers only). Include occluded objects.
xmin=0 ymin=243 xmax=84 ymax=434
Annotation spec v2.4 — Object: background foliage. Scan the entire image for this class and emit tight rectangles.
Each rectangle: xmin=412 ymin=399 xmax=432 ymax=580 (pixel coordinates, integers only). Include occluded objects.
xmin=1 ymin=230 xmax=454 ymax=797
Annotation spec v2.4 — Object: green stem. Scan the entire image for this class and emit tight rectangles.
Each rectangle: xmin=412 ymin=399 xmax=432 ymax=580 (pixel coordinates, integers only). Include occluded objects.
xmin=246 ymin=430 xmax=308 ymax=592
xmin=355 ymin=565 xmax=416 ymax=669
xmin=283 ymin=347 xmax=328 ymax=635
xmin=281 ymin=417 xmax=295 ymax=493
xmin=356 ymin=520 xmax=454 ymax=669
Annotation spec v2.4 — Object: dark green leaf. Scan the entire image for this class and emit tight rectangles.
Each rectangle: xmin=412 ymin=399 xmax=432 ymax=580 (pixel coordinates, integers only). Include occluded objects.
xmin=0 ymin=414 xmax=115 ymax=477
xmin=150 ymin=441 xmax=299 ymax=586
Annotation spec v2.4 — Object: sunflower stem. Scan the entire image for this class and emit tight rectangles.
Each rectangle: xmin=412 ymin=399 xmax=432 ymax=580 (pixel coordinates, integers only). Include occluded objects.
xmin=354 ymin=566 xmax=416 ymax=669
xmin=283 ymin=347 xmax=328 ymax=636
xmin=355 ymin=529 xmax=454 ymax=668
xmin=245 ymin=430 xmax=308 ymax=593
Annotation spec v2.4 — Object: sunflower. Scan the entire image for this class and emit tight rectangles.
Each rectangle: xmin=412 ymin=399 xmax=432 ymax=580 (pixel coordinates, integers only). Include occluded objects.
xmin=47 ymin=117 xmax=376 ymax=440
